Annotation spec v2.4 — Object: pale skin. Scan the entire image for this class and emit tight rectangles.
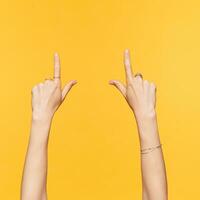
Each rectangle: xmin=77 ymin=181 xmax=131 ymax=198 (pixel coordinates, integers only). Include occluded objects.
xmin=21 ymin=50 xmax=168 ymax=200
xmin=20 ymin=53 xmax=77 ymax=200
xmin=109 ymin=49 xmax=168 ymax=200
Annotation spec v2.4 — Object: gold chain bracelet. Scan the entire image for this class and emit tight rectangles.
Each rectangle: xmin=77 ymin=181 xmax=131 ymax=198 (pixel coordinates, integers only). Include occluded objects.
xmin=140 ymin=143 xmax=162 ymax=154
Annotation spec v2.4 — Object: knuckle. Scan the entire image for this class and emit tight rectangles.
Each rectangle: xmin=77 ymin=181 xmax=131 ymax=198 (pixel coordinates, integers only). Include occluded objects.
xmin=138 ymin=76 xmax=143 ymax=81
xmin=150 ymin=82 xmax=156 ymax=88
xmin=136 ymin=76 xmax=143 ymax=84
xmin=133 ymin=77 xmax=142 ymax=86
xmin=143 ymin=80 xmax=149 ymax=85
xmin=55 ymin=81 xmax=61 ymax=87
xmin=31 ymin=86 xmax=37 ymax=94
xmin=44 ymin=80 xmax=53 ymax=86
xmin=51 ymin=82 xmax=58 ymax=89
xmin=127 ymin=82 xmax=133 ymax=88
xmin=132 ymin=78 xmax=137 ymax=84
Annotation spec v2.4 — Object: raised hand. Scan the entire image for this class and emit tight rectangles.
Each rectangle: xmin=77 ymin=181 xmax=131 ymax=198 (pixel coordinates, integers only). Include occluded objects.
xmin=31 ymin=53 xmax=77 ymax=121
xmin=109 ymin=49 xmax=157 ymax=123
xmin=21 ymin=53 xmax=77 ymax=200
xmin=109 ymin=49 xmax=167 ymax=200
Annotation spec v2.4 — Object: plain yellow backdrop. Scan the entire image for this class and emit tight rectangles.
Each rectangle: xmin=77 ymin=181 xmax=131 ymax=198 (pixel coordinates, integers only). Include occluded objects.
xmin=0 ymin=0 xmax=200 ymax=199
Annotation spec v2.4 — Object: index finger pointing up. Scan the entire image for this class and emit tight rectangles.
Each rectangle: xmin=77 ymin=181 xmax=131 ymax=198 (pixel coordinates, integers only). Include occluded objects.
xmin=124 ymin=49 xmax=133 ymax=84
xmin=54 ymin=52 xmax=61 ymax=81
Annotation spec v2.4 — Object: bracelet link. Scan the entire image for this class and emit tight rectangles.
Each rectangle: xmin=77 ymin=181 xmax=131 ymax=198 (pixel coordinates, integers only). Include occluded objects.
xmin=140 ymin=143 xmax=162 ymax=154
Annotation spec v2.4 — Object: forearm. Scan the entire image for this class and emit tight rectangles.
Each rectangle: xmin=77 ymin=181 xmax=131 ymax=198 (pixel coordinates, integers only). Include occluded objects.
xmin=136 ymin=113 xmax=168 ymax=200
xmin=21 ymin=117 xmax=52 ymax=200
xmin=109 ymin=49 xmax=167 ymax=199
xmin=21 ymin=52 xmax=76 ymax=199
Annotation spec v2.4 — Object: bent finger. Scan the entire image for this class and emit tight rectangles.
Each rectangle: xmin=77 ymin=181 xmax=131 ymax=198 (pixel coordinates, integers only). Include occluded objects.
xmin=124 ymin=49 xmax=133 ymax=84
xmin=61 ymin=80 xmax=77 ymax=101
xmin=109 ymin=80 xmax=126 ymax=98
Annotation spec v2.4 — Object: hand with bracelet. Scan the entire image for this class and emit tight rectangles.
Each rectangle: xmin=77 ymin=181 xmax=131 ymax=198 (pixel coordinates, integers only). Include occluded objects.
xmin=109 ymin=49 xmax=168 ymax=200
xmin=20 ymin=50 xmax=167 ymax=200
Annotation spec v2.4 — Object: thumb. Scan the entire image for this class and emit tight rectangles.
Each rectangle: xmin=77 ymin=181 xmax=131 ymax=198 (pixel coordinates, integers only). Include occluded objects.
xmin=109 ymin=80 xmax=126 ymax=98
xmin=61 ymin=80 xmax=77 ymax=102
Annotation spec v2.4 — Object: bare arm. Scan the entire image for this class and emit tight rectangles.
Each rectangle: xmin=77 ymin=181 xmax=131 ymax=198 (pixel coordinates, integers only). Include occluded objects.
xmin=137 ymin=112 xmax=167 ymax=200
xmin=20 ymin=53 xmax=77 ymax=200
xmin=109 ymin=49 xmax=168 ymax=200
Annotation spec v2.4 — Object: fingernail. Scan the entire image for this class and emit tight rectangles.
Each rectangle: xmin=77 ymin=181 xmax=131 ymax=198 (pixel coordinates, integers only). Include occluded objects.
xmin=125 ymin=48 xmax=129 ymax=53
xmin=72 ymin=80 xmax=77 ymax=84
xmin=109 ymin=80 xmax=114 ymax=84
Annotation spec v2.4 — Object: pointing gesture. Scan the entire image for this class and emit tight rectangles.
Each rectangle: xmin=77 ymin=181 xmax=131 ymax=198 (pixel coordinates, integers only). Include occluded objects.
xmin=53 ymin=53 xmax=77 ymax=101
xmin=53 ymin=53 xmax=61 ymax=82
xmin=31 ymin=53 xmax=77 ymax=121
xmin=109 ymin=49 xmax=157 ymax=121
xmin=124 ymin=48 xmax=134 ymax=84
xmin=109 ymin=50 xmax=167 ymax=200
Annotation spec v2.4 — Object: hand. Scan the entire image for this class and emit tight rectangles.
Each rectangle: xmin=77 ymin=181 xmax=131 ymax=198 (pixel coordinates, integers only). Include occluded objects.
xmin=109 ymin=49 xmax=157 ymax=123
xmin=31 ymin=53 xmax=77 ymax=121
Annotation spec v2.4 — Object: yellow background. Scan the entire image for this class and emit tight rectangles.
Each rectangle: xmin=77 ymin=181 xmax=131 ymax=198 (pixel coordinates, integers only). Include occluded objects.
xmin=0 ymin=0 xmax=199 ymax=199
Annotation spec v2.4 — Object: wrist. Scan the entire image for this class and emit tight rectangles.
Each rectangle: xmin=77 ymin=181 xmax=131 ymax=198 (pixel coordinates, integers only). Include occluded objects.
xmin=139 ymin=131 xmax=161 ymax=149
xmin=30 ymin=116 xmax=52 ymax=144
xmin=136 ymin=113 xmax=157 ymax=132
xmin=32 ymin=111 xmax=53 ymax=124
xmin=29 ymin=133 xmax=49 ymax=149
xmin=135 ymin=112 xmax=160 ymax=147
